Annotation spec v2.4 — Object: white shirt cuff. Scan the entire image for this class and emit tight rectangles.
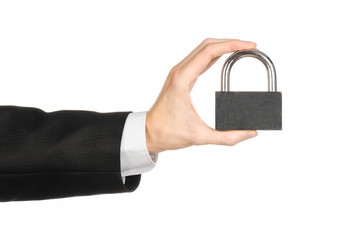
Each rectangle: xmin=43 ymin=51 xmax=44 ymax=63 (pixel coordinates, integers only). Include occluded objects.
xmin=120 ymin=112 xmax=158 ymax=182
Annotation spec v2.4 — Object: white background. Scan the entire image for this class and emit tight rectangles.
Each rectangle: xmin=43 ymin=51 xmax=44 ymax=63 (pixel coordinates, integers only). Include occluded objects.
xmin=1 ymin=0 xmax=361 ymax=239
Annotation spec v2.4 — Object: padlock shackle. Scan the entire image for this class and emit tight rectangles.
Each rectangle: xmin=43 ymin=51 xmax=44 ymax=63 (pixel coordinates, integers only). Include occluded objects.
xmin=221 ymin=50 xmax=277 ymax=92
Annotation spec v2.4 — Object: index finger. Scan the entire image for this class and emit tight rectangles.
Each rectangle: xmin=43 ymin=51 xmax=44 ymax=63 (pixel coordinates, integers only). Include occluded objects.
xmin=184 ymin=40 xmax=256 ymax=81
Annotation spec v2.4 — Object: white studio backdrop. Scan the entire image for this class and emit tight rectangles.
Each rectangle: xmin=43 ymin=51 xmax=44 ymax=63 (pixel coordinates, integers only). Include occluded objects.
xmin=0 ymin=0 xmax=361 ymax=239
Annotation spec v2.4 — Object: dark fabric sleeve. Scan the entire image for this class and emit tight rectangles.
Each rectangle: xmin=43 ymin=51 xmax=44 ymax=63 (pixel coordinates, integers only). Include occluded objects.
xmin=0 ymin=105 xmax=141 ymax=202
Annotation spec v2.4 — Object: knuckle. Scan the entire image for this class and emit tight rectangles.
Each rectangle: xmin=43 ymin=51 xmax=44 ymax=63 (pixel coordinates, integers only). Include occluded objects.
xmin=167 ymin=67 xmax=188 ymax=91
xmin=201 ymin=43 xmax=215 ymax=57
xmin=203 ymin=42 xmax=214 ymax=51
xmin=228 ymin=40 xmax=239 ymax=49
xmin=169 ymin=66 xmax=182 ymax=79
xmin=202 ymin=38 xmax=213 ymax=45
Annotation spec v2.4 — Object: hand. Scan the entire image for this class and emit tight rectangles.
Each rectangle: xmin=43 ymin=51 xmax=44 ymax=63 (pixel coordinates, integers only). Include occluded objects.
xmin=146 ymin=38 xmax=258 ymax=154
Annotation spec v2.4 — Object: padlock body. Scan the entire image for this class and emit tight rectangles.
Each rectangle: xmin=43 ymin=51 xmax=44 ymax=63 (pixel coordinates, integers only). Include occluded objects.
xmin=215 ymin=92 xmax=282 ymax=130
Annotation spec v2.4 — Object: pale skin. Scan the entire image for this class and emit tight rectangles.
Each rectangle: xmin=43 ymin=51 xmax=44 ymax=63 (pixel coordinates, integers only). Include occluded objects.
xmin=146 ymin=38 xmax=258 ymax=155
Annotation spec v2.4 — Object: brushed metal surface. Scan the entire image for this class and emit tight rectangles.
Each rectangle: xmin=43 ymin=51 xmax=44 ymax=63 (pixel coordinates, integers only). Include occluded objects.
xmin=221 ymin=49 xmax=277 ymax=92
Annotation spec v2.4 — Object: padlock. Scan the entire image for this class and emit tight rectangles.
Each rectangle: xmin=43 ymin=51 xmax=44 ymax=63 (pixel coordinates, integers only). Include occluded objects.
xmin=215 ymin=50 xmax=282 ymax=130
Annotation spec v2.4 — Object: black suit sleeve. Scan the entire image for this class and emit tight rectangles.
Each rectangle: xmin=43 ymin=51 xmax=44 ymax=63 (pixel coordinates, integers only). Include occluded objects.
xmin=0 ymin=105 xmax=141 ymax=202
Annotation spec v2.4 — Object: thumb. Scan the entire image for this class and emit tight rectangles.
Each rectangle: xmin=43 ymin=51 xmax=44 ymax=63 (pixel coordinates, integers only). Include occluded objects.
xmin=203 ymin=128 xmax=258 ymax=146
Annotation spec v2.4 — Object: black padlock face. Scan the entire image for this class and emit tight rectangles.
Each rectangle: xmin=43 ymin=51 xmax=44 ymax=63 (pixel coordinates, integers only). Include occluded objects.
xmin=215 ymin=91 xmax=282 ymax=130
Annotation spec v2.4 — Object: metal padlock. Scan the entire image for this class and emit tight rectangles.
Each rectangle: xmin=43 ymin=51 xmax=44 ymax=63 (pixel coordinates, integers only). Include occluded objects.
xmin=215 ymin=50 xmax=282 ymax=130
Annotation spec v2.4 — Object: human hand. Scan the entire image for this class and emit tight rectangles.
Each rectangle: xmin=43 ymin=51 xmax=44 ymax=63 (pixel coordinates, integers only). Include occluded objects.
xmin=146 ymin=38 xmax=258 ymax=154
